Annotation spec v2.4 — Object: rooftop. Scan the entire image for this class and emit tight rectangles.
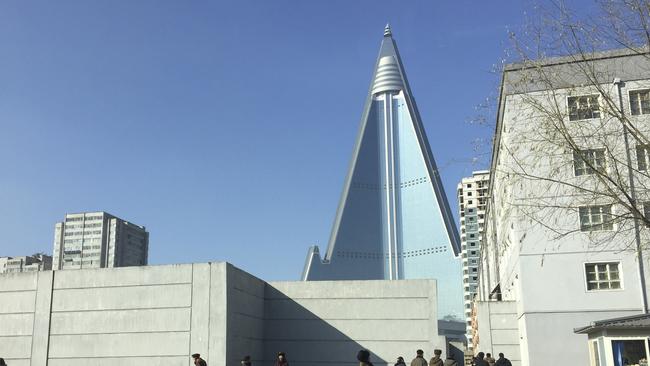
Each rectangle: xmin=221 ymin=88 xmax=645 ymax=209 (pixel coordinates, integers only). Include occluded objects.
xmin=574 ymin=313 xmax=650 ymax=334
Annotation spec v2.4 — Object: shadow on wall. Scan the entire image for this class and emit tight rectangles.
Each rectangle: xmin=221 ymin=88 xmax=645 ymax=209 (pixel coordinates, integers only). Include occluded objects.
xmin=259 ymin=286 xmax=388 ymax=366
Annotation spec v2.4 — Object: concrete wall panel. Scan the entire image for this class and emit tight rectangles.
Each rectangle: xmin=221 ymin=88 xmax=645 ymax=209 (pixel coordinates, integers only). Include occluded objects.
xmin=265 ymin=298 xmax=430 ymax=320
xmin=53 ymin=264 xmax=192 ymax=289
xmin=263 ymin=319 xmax=429 ymax=341
xmin=0 ymin=336 xmax=32 ymax=359
xmin=0 ymin=313 xmax=34 ymax=336
xmin=48 ymin=332 xmax=190 ymax=358
xmin=50 ymin=308 xmax=190 ymax=334
xmin=0 ymin=273 xmax=37 ymax=291
xmin=51 ymin=283 xmax=191 ymax=311
xmin=0 ymin=291 xmax=36 ymax=313
xmin=48 ymin=356 xmax=187 ymax=366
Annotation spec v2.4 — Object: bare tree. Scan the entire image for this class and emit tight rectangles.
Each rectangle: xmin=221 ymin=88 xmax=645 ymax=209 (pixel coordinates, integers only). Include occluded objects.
xmin=491 ymin=0 xmax=650 ymax=252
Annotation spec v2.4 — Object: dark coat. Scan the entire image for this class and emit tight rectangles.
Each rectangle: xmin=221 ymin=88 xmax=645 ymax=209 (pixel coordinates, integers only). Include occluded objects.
xmin=194 ymin=358 xmax=207 ymax=366
xmin=495 ymin=358 xmax=512 ymax=366
xmin=429 ymin=356 xmax=444 ymax=366
xmin=411 ymin=356 xmax=428 ymax=366
xmin=473 ymin=358 xmax=488 ymax=366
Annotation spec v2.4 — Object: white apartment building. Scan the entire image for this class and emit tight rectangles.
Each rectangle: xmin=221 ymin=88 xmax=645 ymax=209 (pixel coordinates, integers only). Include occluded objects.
xmin=52 ymin=212 xmax=149 ymax=270
xmin=457 ymin=170 xmax=490 ymax=348
xmin=474 ymin=48 xmax=650 ymax=366
xmin=0 ymin=253 xmax=52 ymax=274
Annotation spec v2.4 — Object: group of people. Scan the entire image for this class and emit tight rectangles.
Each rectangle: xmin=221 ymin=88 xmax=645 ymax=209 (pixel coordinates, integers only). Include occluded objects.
xmin=192 ymin=349 xmax=512 ymax=366
xmin=392 ymin=349 xmax=458 ymax=366
xmin=471 ymin=352 xmax=512 ymax=366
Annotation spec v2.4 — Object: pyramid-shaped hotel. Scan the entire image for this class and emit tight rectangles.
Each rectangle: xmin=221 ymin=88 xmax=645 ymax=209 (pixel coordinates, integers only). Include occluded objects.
xmin=302 ymin=26 xmax=463 ymax=321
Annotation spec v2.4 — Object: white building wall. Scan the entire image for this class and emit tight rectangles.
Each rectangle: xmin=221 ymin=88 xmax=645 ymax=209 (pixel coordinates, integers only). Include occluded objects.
xmin=477 ymin=52 xmax=650 ymax=366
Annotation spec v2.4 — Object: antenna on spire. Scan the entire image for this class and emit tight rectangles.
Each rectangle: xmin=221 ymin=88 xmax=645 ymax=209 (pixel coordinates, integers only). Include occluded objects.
xmin=384 ymin=23 xmax=392 ymax=37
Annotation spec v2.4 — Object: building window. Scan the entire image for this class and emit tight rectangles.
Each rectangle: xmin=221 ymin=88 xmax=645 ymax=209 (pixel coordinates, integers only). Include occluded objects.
xmin=585 ymin=262 xmax=621 ymax=290
xmin=636 ymin=145 xmax=650 ymax=171
xmin=568 ymin=95 xmax=600 ymax=121
xmin=574 ymin=149 xmax=606 ymax=176
xmin=579 ymin=205 xmax=613 ymax=231
xmin=630 ymin=89 xmax=650 ymax=115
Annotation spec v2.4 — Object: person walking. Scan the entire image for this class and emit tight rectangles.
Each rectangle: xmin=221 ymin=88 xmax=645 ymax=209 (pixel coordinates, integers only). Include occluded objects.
xmin=485 ymin=353 xmax=496 ymax=366
xmin=429 ymin=349 xmax=443 ymax=366
xmin=494 ymin=353 xmax=512 ymax=366
xmin=473 ymin=352 xmax=487 ymax=366
xmin=275 ymin=352 xmax=289 ymax=366
xmin=443 ymin=352 xmax=458 ymax=366
xmin=241 ymin=355 xmax=252 ymax=366
xmin=411 ymin=350 xmax=428 ymax=366
xmin=357 ymin=349 xmax=374 ymax=366
xmin=192 ymin=353 xmax=207 ymax=366
xmin=0 ymin=358 xmax=6 ymax=366
xmin=395 ymin=356 xmax=407 ymax=366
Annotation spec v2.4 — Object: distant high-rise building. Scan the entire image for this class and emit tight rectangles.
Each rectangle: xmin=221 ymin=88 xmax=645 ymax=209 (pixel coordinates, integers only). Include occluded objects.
xmin=302 ymin=25 xmax=463 ymax=322
xmin=0 ymin=253 xmax=52 ymax=274
xmin=457 ymin=170 xmax=489 ymax=347
xmin=52 ymin=212 xmax=148 ymax=270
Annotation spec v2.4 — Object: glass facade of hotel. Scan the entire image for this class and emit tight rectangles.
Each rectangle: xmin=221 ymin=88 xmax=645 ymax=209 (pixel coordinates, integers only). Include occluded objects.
xmin=302 ymin=27 xmax=463 ymax=321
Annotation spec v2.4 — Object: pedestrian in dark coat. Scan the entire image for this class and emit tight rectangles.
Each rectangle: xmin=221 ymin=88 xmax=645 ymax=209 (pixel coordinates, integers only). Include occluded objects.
xmin=411 ymin=350 xmax=428 ymax=366
xmin=395 ymin=356 xmax=407 ymax=366
xmin=192 ymin=353 xmax=207 ymax=366
xmin=275 ymin=352 xmax=289 ymax=366
xmin=0 ymin=358 xmax=6 ymax=366
xmin=473 ymin=352 xmax=488 ymax=366
xmin=494 ymin=353 xmax=512 ymax=366
xmin=429 ymin=349 xmax=443 ymax=366
xmin=358 ymin=349 xmax=374 ymax=366
xmin=241 ymin=355 xmax=252 ymax=366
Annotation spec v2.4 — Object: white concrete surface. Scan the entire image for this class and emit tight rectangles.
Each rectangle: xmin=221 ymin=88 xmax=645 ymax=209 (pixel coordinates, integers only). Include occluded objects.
xmin=0 ymin=262 xmax=444 ymax=366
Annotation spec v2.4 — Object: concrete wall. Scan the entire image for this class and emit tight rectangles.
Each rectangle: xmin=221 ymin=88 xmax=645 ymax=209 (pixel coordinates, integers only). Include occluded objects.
xmin=264 ymin=280 xmax=442 ymax=366
xmin=0 ymin=263 xmax=442 ymax=366
xmin=475 ymin=301 xmax=520 ymax=366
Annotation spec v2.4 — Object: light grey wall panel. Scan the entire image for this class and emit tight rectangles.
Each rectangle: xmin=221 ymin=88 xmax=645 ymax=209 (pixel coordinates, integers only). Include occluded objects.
xmin=0 ymin=336 xmax=32 ymax=359
xmin=190 ymin=263 xmax=211 ymax=362
xmin=51 ymin=283 xmax=191 ymax=311
xmin=53 ymin=264 xmax=192 ymax=289
xmin=31 ymin=270 xmax=54 ymax=366
xmin=48 ymin=356 xmax=187 ymax=366
xmin=48 ymin=332 xmax=190 ymax=358
xmin=0 ymin=291 xmax=36 ymax=314
xmin=50 ymin=308 xmax=191 ymax=334
xmin=0 ymin=313 xmax=34 ymax=336
xmin=265 ymin=298 xmax=430 ymax=320
xmin=0 ymin=272 xmax=37 ymax=291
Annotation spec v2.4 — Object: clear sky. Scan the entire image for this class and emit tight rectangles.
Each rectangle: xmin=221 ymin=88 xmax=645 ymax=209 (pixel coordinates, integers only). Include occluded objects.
xmin=0 ymin=0 xmax=589 ymax=280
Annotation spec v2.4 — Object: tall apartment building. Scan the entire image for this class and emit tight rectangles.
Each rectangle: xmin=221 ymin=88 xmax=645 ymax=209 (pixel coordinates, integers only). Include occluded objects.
xmin=53 ymin=212 xmax=149 ymax=270
xmin=474 ymin=48 xmax=650 ymax=366
xmin=0 ymin=253 xmax=52 ymax=274
xmin=457 ymin=170 xmax=489 ymax=349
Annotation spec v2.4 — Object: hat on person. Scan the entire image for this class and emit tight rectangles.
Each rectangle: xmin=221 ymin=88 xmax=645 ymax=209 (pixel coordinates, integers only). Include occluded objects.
xmin=357 ymin=350 xmax=370 ymax=362
xmin=192 ymin=354 xmax=201 ymax=358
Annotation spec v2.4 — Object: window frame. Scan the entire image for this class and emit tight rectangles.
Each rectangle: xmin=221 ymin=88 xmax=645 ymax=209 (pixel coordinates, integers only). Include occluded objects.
xmin=583 ymin=261 xmax=624 ymax=292
xmin=628 ymin=88 xmax=650 ymax=116
xmin=573 ymin=148 xmax=607 ymax=176
xmin=578 ymin=204 xmax=615 ymax=232
xmin=567 ymin=94 xmax=602 ymax=121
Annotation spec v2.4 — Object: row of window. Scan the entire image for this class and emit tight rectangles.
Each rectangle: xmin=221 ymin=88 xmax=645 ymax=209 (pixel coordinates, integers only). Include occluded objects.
xmin=568 ymin=90 xmax=650 ymax=122
xmin=573 ymin=145 xmax=650 ymax=176
xmin=63 ymin=230 xmax=102 ymax=237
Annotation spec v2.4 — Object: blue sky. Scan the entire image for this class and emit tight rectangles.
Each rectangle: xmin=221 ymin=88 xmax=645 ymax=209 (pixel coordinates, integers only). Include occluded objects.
xmin=0 ymin=0 xmax=570 ymax=280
